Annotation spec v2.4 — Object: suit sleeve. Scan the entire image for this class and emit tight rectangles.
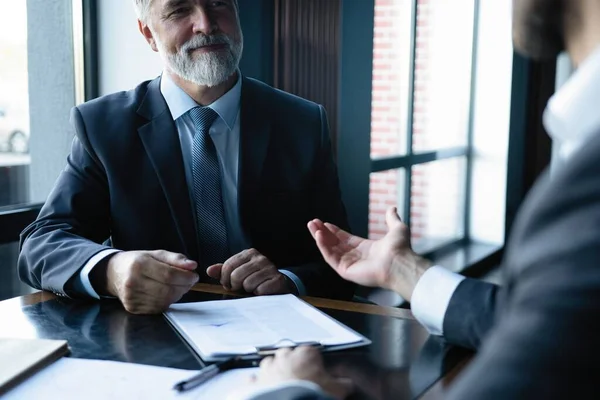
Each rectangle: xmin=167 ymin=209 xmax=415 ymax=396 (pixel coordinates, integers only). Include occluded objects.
xmin=282 ymin=105 xmax=355 ymax=300
xmin=442 ymin=278 xmax=499 ymax=350
xmin=17 ymin=107 xmax=112 ymax=297
xmin=445 ymin=158 xmax=600 ymax=399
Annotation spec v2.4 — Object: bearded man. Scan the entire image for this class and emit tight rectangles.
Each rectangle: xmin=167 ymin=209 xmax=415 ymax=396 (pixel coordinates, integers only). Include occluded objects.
xmin=18 ymin=0 xmax=353 ymax=313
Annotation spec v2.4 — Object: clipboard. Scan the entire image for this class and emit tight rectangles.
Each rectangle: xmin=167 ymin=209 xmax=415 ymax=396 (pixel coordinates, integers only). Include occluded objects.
xmin=164 ymin=294 xmax=371 ymax=362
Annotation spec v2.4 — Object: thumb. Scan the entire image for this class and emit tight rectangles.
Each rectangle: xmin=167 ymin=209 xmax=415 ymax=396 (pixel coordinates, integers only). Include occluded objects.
xmin=206 ymin=264 xmax=223 ymax=279
xmin=385 ymin=206 xmax=403 ymax=229
xmin=149 ymin=250 xmax=197 ymax=271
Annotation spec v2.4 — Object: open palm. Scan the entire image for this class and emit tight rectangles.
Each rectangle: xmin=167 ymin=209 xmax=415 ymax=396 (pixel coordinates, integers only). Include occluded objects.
xmin=308 ymin=207 xmax=411 ymax=290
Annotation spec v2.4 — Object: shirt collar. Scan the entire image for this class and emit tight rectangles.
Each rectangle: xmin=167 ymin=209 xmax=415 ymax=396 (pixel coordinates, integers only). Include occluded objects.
xmin=160 ymin=71 xmax=242 ymax=130
xmin=543 ymin=45 xmax=600 ymax=160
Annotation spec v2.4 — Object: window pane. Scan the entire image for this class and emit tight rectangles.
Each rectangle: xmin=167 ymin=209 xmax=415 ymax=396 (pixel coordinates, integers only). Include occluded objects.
xmin=0 ymin=1 xmax=31 ymax=207
xmin=369 ymin=169 xmax=406 ymax=239
xmin=412 ymin=0 xmax=475 ymax=152
xmin=369 ymin=0 xmax=412 ymax=158
xmin=411 ymin=157 xmax=466 ymax=253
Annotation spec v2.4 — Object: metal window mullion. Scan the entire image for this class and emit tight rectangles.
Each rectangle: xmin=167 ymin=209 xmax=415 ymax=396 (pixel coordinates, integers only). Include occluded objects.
xmin=464 ymin=0 xmax=481 ymax=242
xmin=371 ymin=146 xmax=469 ymax=172
xmin=403 ymin=0 xmax=418 ymax=225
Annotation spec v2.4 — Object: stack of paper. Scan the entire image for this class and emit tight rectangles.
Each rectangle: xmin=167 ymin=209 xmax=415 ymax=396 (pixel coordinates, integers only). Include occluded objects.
xmin=3 ymin=358 xmax=258 ymax=399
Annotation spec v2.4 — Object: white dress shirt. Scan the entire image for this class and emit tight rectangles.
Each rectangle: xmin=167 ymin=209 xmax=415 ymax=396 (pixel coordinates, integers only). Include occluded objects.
xmin=230 ymin=45 xmax=600 ymax=400
xmin=74 ymin=72 xmax=305 ymax=298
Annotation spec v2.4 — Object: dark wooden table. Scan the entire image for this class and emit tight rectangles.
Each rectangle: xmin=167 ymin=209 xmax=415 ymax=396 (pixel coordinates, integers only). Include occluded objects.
xmin=0 ymin=285 xmax=473 ymax=399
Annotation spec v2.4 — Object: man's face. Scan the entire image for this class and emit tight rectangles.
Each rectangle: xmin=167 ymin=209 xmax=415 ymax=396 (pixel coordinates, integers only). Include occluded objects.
xmin=512 ymin=0 xmax=566 ymax=60
xmin=146 ymin=0 xmax=243 ymax=87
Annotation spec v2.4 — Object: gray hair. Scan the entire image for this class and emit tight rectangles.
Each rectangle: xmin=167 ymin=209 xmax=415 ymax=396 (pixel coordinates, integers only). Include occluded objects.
xmin=132 ymin=0 xmax=153 ymax=23
xmin=132 ymin=0 xmax=239 ymax=23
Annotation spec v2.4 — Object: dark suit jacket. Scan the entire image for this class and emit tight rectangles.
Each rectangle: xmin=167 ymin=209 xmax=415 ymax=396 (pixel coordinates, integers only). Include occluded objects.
xmin=441 ymin=130 xmax=600 ymax=398
xmin=18 ymin=76 xmax=354 ymax=300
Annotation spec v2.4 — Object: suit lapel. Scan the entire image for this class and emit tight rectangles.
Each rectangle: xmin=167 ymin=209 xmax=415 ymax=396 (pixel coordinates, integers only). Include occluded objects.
xmin=238 ymin=77 xmax=271 ymax=236
xmin=136 ymin=77 xmax=199 ymax=261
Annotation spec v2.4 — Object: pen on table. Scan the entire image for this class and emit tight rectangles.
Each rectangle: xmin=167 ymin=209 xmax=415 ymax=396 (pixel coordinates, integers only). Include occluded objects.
xmin=173 ymin=356 xmax=257 ymax=392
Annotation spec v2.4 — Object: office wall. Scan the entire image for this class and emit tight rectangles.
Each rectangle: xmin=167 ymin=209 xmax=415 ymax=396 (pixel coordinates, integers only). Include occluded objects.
xmin=97 ymin=0 xmax=161 ymax=95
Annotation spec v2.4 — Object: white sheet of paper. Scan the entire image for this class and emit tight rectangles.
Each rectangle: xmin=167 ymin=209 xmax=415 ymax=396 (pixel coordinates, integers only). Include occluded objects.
xmin=3 ymin=358 xmax=258 ymax=400
xmin=164 ymin=294 xmax=368 ymax=360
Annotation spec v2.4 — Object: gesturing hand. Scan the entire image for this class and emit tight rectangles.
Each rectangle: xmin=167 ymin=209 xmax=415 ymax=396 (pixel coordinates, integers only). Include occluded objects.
xmin=205 ymin=248 xmax=296 ymax=295
xmin=307 ymin=206 xmax=431 ymax=301
xmin=103 ymin=250 xmax=199 ymax=314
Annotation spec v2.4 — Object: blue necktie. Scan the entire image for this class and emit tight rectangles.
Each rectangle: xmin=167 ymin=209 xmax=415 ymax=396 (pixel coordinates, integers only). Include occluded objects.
xmin=189 ymin=106 xmax=228 ymax=268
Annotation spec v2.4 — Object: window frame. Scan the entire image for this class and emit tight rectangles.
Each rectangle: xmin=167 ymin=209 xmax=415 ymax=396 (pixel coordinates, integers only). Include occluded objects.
xmin=0 ymin=0 xmax=98 ymax=243
xmin=336 ymin=0 xmax=556 ymax=277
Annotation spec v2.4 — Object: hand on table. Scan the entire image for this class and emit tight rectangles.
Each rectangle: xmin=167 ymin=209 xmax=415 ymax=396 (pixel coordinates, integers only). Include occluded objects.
xmin=102 ymin=250 xmax=199 ymax=314
xmin=307 ymin=206 xmax=431 ymax=301
xmin=250 ymin=347 xmax=353 ymax=400
xmin=206 ymin=248 xmax=296 ymax=295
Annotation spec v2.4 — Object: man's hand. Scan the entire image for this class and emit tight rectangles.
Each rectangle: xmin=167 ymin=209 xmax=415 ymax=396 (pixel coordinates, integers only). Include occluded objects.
xmin=307 ymin=206 xmax=431 ymax=302
xmin=205 ymin=248 xmax=295 ymax=295
xmin=251 ymin=347 xmax=353 ymax=400
xmin=103 ymin=250 xmax=199 ymax=314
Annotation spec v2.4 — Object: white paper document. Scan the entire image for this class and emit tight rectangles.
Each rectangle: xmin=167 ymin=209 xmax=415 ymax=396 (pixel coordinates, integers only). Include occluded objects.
xmin=3 ymin=357 xmax=258 ymax=400
xmin=164 ymin=294 xmax=370 ymax=361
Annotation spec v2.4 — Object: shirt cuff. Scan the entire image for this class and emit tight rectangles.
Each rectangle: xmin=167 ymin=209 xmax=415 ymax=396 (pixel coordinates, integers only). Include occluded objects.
xmin=279 ymin=270 xmax=306 ymax=296
xmin=226 ymin=380 xmax=327 ymax=400
xmin=78 ymin=249 xmax=121 ymax=299
xmin=411 ymin=265 xmax=465 ymax=336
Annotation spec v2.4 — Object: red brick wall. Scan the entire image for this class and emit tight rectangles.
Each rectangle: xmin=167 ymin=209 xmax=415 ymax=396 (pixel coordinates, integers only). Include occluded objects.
xmin=369 ymin=0 xmax=429 ymax=240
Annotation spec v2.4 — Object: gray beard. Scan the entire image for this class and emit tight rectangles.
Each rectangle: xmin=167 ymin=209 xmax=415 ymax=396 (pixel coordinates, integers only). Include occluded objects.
xmin=156 ymin=33 xmax=243 ymax=87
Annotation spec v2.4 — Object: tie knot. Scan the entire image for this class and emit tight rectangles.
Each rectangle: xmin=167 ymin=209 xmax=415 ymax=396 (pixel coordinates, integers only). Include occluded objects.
xmin=189 ymin=106 xmax=219 ymax=133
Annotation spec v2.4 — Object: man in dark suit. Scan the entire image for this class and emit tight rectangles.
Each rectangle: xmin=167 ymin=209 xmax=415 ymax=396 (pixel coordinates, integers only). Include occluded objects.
xmin=236 ymin=0 xmax=600 ymax=399
xmin=18 ymin=0 xmax=353 ymax=314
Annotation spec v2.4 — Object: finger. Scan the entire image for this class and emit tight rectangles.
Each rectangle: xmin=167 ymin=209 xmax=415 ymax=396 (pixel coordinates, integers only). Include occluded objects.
xmin=314 ymin=230 xmax=343 ymax=268
xmin=148 ymin=250 xmax=197 ymax=271
xmin=206 ymin=264 xmax=223 ymax=280
xmin=254 ymin=276 xmax=287 ymax=296
xmin=294 ymin=346 xmax=323 ymax=365
xmin=221 ymin=250 xmax=254 ymax=289
xmin=274 ymin=347 xmax=292 ymax=359
xmin=121 ymin=279 xmax=184 ymax=314
xmin=308 ymin=221 xmax=338 ymax=249
xmin=385 ymin=206 xmax=403 ymax=229
xmin=230 ymin=261 xmax=263 ymax=291
xmin=239 ymin=267 xmax=273 ymax=293
xmin=259 ymin=356 xmax=274 ymax=368
xmin=140 ymin=260 xmax=199 ymax=287
xmin=307 ymin=219 xmax=326 ymax=239
xmin=323 ymin=223 xmax=359 ymax=246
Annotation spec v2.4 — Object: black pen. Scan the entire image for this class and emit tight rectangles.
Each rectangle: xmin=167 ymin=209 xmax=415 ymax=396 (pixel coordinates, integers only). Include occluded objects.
xmin=173 ymin=356 xmax=256 ymax=392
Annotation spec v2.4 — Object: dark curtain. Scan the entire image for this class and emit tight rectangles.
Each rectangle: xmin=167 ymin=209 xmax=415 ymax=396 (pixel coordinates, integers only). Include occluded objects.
xmin=273 ymin=0 xmax=342 ymax=151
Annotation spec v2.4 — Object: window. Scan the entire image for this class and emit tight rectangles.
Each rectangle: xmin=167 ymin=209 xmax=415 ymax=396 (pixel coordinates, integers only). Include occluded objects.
xmin=0 ymin=0 xmax=86 ymax=301
xmin=0 ymin=1 xmax=30 ymax=208
xmin=368 ymin=0 xmax=513 ymax=261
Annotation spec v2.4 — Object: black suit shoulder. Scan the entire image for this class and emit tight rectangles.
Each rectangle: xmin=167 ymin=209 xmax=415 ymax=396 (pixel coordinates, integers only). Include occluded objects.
xmin=446 ymin=129 xmax=600 ymax=399
xmin=243 ymin=76 xmax=322 ymax=112
xmin=77 ymin=78 xmax=152 ymax=117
